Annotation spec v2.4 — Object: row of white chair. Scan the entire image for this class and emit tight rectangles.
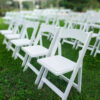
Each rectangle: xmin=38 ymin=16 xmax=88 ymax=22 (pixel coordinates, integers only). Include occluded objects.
xmin=2 ymin=12 xmax=100 ymax=57
xmin=3 ymin=9 xmax=71 ymax=24
xmin=47 ymin=17 xmax=100 ymax=57
xmin=0 ymin=17 xmax=92 ymax=100
xmin=2 ymin=11 xmax=100 ymax=57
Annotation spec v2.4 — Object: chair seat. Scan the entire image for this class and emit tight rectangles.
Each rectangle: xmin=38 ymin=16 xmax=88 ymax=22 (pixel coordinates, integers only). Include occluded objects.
xmin=11 ymin=39 xmax=31 ymax=46
xmin=38 ymin=55 xmax=76 ymax=76
xmin=0 ymin=30 xmax=12 ymax=35
xmin=5 ymin=34 xmax=20 ymax=40
xmin=22 ymin=45 xmax=49 ymax=57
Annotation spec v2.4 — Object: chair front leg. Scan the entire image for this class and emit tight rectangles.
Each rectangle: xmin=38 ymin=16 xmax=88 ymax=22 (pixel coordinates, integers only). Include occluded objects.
xmin=23 ymin=56 xmax=31 ymax=72
xmin=22 ymin=54 xmax=28 ymax=66
xmin=38 ymin=69 xmax=48 ymax=89
xmin=77 ymin=67 xmax=82 ymax=93
xmin=62 ymin=68 xmax=79 ymax=100
xmin=3 ymin=38 xmax=6 ymax=44
xmin=14 ymin=46 xmax=20 ymax=59
xmin=35 ymin=66 xmax=45 ymax=85
xmin=7 ymin=41 xmax=11 ymax=51
xmin=90 ymin=38 xmax=98 ymax=55
xmin=12 ymin=46 xmax=17 ymax=57
xmin=94 ymin=40 xmax=100 ymax=57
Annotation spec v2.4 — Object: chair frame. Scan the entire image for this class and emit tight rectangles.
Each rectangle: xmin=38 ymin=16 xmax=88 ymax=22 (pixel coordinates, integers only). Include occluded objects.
xmin=36 ymin=28 xmax=92 ymax=100
xmin=4 ymin=19 xmax=24 ymax=50
xmin=11 ymin=21 xmax=39 ymax=62
xmin=22 ymin=24 xmax=60 ymax=79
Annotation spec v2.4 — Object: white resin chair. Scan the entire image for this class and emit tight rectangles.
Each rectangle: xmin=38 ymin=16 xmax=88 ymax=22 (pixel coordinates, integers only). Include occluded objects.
xmin=21 ymin=24 xmax=59 ymax=76
xmin=42 ymin=14 xmax=57 ymax=39
xmin=36 ymin=28 xmax=92 ymax=100
xmin=46 ymin=18 xmax=72 ymax=42
xmin=10 ymin=21 xmax=39 ymax=60
xmin=62 ymin=22 xmax=88 ymax=49
xmin=76 ymin=23 xmax=100 ymax=56
xmin=3 ymin=19 xmax=24 ymax=48
xmin=0 ymin=18 xmax=18 ymax=36
xmin=4 ymin=18 xmax=24 ymax=39
xmin=3 ymin=12 xmax=14 ymax=24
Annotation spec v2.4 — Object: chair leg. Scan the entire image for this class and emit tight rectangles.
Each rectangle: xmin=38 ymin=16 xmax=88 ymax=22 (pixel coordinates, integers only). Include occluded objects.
xmin=14 ymin=47 xmax=20 ymax=59
xmin=23 ymin=56 xmax=31 ymax=72
xmin=62 ymin=68 xmax=79 ymax=100
xmin=22 ymin=54 xmax=28 ymax=66
xmin=94 ymin=40 xmax=100 ymax=57
xmin=38 ymin=69 xmax=48 ymax=89
xmin=35 ymin=67 xmax=45 ymax=85
xmin=90 ymin=39 xmax=98 ymax=55
xmin=12 ymin=46 xmax=17 ymax=57
xmin=3 ymin=38 xmax=6 ymax=44
xmin=6 ymin=41 xmax=11 ymax=51
xmin=62 ymin=81 xmax=73 ymax=100
xmin=77 ymin=67 xmax=82 ymax=93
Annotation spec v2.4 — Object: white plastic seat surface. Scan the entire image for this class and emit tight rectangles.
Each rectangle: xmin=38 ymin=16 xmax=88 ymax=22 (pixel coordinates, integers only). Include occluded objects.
xmin=38 ymin=55 xmax=76 ymax=76
xmin=22 ymin=45 xmax=49 ymax=57
xmin=5 ymin=34 xmax=20 ymax=40
xmin=11 ymin=39 xmax=31 ymax=46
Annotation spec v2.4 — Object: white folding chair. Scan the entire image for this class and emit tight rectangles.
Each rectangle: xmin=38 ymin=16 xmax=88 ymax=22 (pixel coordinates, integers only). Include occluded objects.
xmin=3 ymin=19 xmax=24 ymax=49
xmin=3 ymin=12 xmax=13 ymax=24
xmin=0 ymin=18 xmax=18 ymax=36
xmin=21 ymin=24 xmax=59 ymax=76
xmin=42 ymin=14 xmax=57 ymax=39
xmin=46 ymin=18 xmax=72 ymax=42
xmin=10 ymin=21 xmax=39 ymax=60
xmin=4 ymin=18 xmax=24 ymax=39
xmin=36 ymin=28 xmax=92 ymax=100
xmin=62 ymin=21 xmax=88 ymax=49
xmin=76 ymin=23 xmax=100 ymax=56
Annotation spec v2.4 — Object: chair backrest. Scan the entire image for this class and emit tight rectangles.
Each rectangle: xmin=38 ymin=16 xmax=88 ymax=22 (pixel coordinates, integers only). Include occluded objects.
xmin=8 ymin=16 xmax=22 ymax=30
xmin=8 ymin=18 xmax=16 ymax=30
xmin=67 ymin=20 xmax=88 ymax=31
xmin=45 ymin=14 xmax=57 ymax=25
xmin=56 ymin=15 xmax=70 ymax=28
xmin=12 ymin=18 xmax=24 ymax=34
xmin=20 ymin=20 xmax=39 ymax=43
xmin=34 ymin=24 xmax=59 ymax=48
xmin=50 ymin=27 xmax=92 ymax=66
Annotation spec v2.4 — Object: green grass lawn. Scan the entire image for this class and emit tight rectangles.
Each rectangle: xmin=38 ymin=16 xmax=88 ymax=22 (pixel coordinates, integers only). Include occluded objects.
xmin=0 ymin=18 xmax=100 ymax=100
